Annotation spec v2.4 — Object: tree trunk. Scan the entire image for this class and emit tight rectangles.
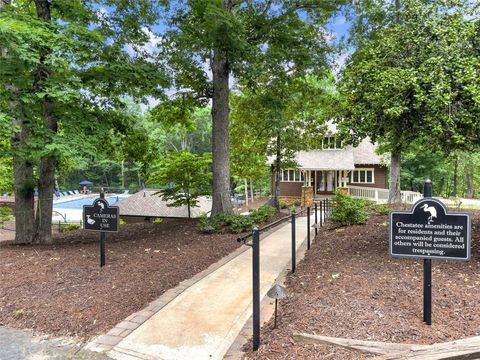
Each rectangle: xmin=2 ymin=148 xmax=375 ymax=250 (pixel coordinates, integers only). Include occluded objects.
xmin=243 ymin=178 xmax=249 ymax=206
xmin=452 ymin=154 xmax=458 ymax=197
xmin=464 ymin=157 xmax=474 ymax=198
xmin=388 ymin=150 xmax=402 ymax=204
xmin=250 ymin=178 xmax=254 ymax=202
xmin=121 ymin=160 xmax=125 ymax=189
xmin=210 ymin=47 xmax=233 ymax=215
xmin=33 ymin=0 xmax=56 ymax=244
xmin=274 ymin=134 xmax=281 ymax=209
xmin=13 ymin=150 xmax=35 ymax=245
xmin=9 ymin=90 xmax=34 ymax=244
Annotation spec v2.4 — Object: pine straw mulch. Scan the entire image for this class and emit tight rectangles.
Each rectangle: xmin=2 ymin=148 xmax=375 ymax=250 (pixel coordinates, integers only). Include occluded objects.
xmin=0 ymin=218 xmax=251 ymax=340
xmin=245 ymin=210 xmax=480 ymax=360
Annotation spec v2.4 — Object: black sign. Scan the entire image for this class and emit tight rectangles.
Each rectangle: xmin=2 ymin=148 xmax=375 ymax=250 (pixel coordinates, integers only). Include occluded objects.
xmin=83 ymin=198 xmax=119 ymax=232
xmin=390 ymin=198 xmax=471 ymax=261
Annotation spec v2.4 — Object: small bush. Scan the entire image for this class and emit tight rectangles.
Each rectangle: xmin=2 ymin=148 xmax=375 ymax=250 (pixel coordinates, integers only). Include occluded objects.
xmin=197 ymin=212 xmax=217 ymax=233
xmin=290 ymin=205 xmax=297 ymax=214
xmin=293 ymin=200 xmax=301 ymax=207
xmin=0 ymin=207 xmax=13 ymax=222
xmin=152 ymin=218 xmax=163 ymax=223
xmin=330 ymin=191 xmax=369 ymax=226
xmin=60 ymin=223 xmax=81 ymax=233
xmin=278 ymin=199 xmax=288 ymax=209
xmin=229 ymin=215 xmax=253 ymax=233
xmin=371 ymin=203 xmax=390 ymax=215
xmin=197 ymin=205 xmax=277 ymax=234
xmin=249 ymin=205 xmax=276 ymax=223
xmin=119 ymin=218 xmax=126 ymax=225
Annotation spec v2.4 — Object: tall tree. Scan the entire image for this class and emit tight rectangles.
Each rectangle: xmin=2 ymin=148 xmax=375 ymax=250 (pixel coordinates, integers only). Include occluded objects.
xmin=339 ymin=0 xmax=479 ymax=203
xmin=0 ymin=1 xmax=168 ymax=243
xmin=160 ymin=0 xmax=340 ymax=215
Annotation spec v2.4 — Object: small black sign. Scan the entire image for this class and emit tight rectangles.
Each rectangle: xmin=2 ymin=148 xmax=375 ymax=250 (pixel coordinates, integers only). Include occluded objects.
xmin=390 ymin=198 xmax=471 ymax=261
xmin=83 ymin=198 xmax=119 ymax=232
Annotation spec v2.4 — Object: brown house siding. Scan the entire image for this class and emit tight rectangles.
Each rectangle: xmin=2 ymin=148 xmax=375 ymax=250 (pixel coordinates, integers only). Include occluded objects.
xmin=271 ymin=173 xmax=303 ymax=197
xmin=347 ymin=165 xmax=387 ymax=189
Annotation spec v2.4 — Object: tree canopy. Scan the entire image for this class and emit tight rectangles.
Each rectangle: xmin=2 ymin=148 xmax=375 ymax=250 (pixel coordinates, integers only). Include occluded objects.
xmin=339 ymin=0 xmax=479 ymax=202
xmin=0 ymin=0 xmax=168 ymax=243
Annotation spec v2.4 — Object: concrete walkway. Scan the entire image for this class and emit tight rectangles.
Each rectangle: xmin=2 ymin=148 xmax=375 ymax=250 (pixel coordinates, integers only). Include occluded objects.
xmin=106 ymin=213 xmax=315 ymax=360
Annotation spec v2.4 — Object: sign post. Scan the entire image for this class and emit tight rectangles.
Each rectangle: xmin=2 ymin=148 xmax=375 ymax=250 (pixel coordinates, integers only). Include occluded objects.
xmin=423 ymin=180 xmax=432 ymax=325
xmin=390 ymin=180 xmax=471 ymax=325
xmin=83 ymin=193 xmax=119 ymax=267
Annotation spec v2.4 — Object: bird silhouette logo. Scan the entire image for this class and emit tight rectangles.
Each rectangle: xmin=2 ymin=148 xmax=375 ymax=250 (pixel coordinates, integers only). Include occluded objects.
xmin=96 ymin=201 xmax=105 ymax=213
xmin=420 ymin=204 xmax=437 ymax=224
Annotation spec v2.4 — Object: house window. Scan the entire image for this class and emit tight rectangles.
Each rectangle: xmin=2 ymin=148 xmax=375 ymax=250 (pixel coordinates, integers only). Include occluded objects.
xmin=281 ymin=169 xmax=304 ymax=182
xmin=351 ymin=169 xmax=375 ymax=184
xmin=322 ymin=136 xmax=343 ymax=150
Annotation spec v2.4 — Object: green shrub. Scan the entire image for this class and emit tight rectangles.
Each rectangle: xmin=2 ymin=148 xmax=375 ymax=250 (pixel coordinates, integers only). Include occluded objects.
xmin=330 ymin=191 xmax=369 ymax=226
xmin=293 ymin=200 xmax=301 ymax=207
xmin=249 ymin=205 xmax=276 ymax=223
xmin=371 ymin=203 xmax=390 ymax=215
xmin=229 ymin=215 xmax=253 ymax=233
xmin=60 ymin=223 xmax=81 ymax=232
xmin=290 ymin=205 xmax=297 ymax=214
xmin=152 ymin=218 xmax=163 ymax=223
xmin=0 ymin=207 xmax=13 ymax=222
xmin=278 ymin=199 xmax=288 ymax=209
xmin=197 ymin=205 xmax=277 ymax=234
xmin=119 ymin=218 xmax=126 ymax=225
xmin=197 ymin=212 xmax=217 ymax=233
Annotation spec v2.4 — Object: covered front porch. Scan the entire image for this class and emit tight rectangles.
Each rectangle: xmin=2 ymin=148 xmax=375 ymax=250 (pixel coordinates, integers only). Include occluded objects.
xmin=301 ymin=169 xmax=351 ymax=198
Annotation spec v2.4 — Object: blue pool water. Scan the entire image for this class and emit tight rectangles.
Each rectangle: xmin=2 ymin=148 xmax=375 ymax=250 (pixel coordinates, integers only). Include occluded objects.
xmin=54 ymin=196 xmax=126 ymax=209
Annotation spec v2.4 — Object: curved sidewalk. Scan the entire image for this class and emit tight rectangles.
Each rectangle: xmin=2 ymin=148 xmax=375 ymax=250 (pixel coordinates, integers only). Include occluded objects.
xmin=97 ymin=213 xmax=315 ymax=360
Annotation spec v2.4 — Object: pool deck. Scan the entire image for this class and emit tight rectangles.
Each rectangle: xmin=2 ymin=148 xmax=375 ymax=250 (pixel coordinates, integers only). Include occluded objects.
xmin=53 ymin=194 xmax=128 ymax=223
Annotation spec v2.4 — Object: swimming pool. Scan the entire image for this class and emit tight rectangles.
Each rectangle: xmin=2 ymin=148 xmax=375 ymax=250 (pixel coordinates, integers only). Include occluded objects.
xmin=53 ymin=196 xmax=126 ymax=209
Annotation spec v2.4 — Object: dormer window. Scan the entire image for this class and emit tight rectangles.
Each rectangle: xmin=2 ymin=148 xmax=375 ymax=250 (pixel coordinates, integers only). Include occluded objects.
xmin=322 ymin=136 xmax=343 ymax=150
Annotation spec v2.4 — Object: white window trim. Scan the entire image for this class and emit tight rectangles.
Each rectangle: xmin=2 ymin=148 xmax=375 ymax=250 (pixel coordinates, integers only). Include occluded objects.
xmin=281 ymin=169 xmax=304 ymax=182
xmin=321 ymin=136 xmax=344 ymax=150
xmin=351 ymin=168 xmax=375 ymax=184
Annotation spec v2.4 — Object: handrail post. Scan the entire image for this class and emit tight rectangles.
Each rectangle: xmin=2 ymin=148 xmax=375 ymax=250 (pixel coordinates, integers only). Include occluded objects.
xmin=291 ymin=211 xmax=296 ymax=274
xmin=320 ymin=200 xmax=323 ymax=227
xmin=307 ymin=206 xmax=311 ymax=250
xmin=314 ymin=202 xmax=318 ymax=235
xmin=252 ymin=227 xmax=260 ymax=350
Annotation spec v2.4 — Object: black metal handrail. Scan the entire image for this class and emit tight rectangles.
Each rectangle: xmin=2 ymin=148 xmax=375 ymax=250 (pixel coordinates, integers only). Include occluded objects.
xmin=237 ymin=207 xmax=308 ymax=244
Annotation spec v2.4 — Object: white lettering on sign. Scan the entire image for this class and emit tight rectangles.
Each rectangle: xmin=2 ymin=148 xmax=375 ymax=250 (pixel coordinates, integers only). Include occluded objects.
xmin=93 ymin=213 xmax=117 ymax=219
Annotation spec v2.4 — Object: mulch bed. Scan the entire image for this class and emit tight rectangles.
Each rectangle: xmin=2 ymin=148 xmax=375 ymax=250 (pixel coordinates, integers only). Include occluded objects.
xmin=0 ymin=218 xmax=247 ymax=339
xmin=246 ymin=210 xmax=480 ymax=359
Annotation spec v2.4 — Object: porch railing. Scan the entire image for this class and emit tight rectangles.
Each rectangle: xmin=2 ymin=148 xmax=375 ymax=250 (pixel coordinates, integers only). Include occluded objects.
xmin=347 ymin=185 xmax=422 ymax=204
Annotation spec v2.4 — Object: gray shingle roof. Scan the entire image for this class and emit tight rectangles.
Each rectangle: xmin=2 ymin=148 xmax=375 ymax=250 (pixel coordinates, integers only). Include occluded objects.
xmin=294 ymin=148 xmax=356 ymax=170
xmin=117 ymin=189 xmax=212 ymax=218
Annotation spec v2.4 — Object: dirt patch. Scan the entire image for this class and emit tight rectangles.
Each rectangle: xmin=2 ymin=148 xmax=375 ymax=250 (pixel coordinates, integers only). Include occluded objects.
xmin=246 ymin=210 xmax=480 ymax=359
xmin=0 ymin=218 xmax=245 ymax=339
